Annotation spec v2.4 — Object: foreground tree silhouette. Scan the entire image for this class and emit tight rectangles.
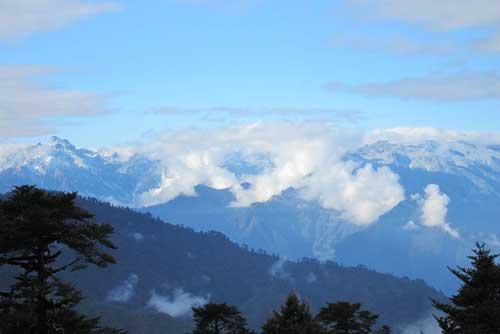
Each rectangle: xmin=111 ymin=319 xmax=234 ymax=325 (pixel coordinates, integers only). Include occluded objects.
xmin=261 ymin=292 xmax=320 ymax=334
xmin=0 ymin=185 xmax=124 ymax=334
xmin=316 ymin=301 xmax=389 ymax=334
xmin=432 ymin=243 xmax=500 ymax=334
xmin=192 ymin=302 xmax=253 ymax=334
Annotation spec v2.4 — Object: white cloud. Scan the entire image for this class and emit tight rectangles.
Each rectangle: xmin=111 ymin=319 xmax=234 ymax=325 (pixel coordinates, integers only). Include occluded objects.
xmin=474 ymin=32 xmax=500 ymax=53
xmin=151 ymin=105 xmax=363 ymax=124
xmin=345 ymin=0 xmax=500 ymax=31
xmin=148 ymin=289 xmax=208 ymax=317
xmin=133 ymin=122 xmax=404 ymax=226
xmin=330 ymin=34 xmax=455 ymax=56
xmin=106 ymin=274 xmax=139 ymax=303
xmin=365 ymin=127 xmax=500 ymax=146
xmin=0 ymin=0 xmax=121 ymax=41
xmin=343 ymin=0 xmax=500 ymax=54
xmin=306 ymin=272 xmax=317 ymax=284
xmin=419 ymin=184 xmax=459 ymax=238
xmin=328 ymin=71 xmax=500 ymax=101
xmin=403 ymin=220 xmax=419 ymax=231
xmin=400 ymin=313 xmax=441 ymax=334
xmin=269 ymin=258 xmax=291 ymax=280
xmin=0 ymin=65 xmax=112 ymax=137
xmin=131 ymin=232 xmax=144 ymax=241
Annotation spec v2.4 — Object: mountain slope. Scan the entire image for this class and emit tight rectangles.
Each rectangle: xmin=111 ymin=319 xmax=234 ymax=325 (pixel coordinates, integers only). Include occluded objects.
xmin=2 ymin=138 xmax=500 ymax=294
xmin=0 ymin=137 xmax=161 ymax=206
xmin=50 ymin=197 xmax=445 ymax=334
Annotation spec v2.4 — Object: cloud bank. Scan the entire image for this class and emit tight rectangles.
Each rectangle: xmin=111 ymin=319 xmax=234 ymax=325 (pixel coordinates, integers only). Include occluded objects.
xmin=106 ymin=274 xmax=139 ymax=303
xmin=0 ymin=0 xmax=120 ymax=41
xmin=148 ymin=289 xmax=208 ymax=317
xmin=133 ymin=123 xmax=404 ymax=225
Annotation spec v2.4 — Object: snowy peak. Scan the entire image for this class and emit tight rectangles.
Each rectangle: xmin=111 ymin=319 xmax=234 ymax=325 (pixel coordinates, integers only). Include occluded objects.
xmin=352 ymin=140 xmax=500 ymax=172
xmin=0 ymin=138 xmax=162 ymax=206
xmin=47 ymin=136 xmax=76 ymax=151
xmin=0 ymin=137 xmax=101 ymax=172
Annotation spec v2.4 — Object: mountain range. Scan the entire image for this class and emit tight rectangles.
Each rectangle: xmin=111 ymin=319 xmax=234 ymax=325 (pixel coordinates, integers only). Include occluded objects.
xmin=1 ymin=136 xmax=499 ymax=294
xmin=1 ymin=195 xmax=446 ymax=334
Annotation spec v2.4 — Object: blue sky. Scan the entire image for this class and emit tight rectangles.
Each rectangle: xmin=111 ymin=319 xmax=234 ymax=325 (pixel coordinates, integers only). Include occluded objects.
xmin=1 ymin=0 xmax=500 ymax=147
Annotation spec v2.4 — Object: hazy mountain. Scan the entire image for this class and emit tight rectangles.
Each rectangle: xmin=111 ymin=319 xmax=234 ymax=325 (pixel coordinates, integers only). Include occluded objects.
xmin=51 ymin=197 xmax=446 ymax=333
xmin=2 ymin=137 xmax=500 ymax=294
xmin=0 ymin=136 xmax=162 ymax=206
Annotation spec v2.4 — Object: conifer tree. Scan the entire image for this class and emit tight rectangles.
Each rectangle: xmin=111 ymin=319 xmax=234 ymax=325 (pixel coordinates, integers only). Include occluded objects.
xmin=316 ymin=301 xmax=381 ymax=334
xmin=0 ymin=185 xmax=124 ymax=334
xmin=192 ymin=302 xmax=253 ymax=334
xmin=432 ymin=242 xmax=500 ymax=334
xmin=375 ymin=325 xmax=391 ymax=334
xmin=261 ymin=292 xmax=320 ymax=334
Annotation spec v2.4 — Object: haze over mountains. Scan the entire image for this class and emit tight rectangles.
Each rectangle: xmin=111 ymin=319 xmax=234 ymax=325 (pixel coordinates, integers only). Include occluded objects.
xmin=1 ymin=128 xmax=500 ymax=294
xmin=66 ymin=197 xmax=445 ymax=334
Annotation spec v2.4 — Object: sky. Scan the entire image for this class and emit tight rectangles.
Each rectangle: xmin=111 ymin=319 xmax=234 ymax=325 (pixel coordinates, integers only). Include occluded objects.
xmin=1 ymin=0 xmax=500 ymax=147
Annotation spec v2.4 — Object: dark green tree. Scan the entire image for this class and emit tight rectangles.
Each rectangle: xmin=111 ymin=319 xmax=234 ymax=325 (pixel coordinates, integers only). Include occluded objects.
xmin=375 ymin=325 xmax=391 ymax=334
xmin=316 ymin=301 xmax=388 ymax=334
xmin=432 ymin=242 xmax=500 ymax=334
xmin=261 ymin=292 xmax=320 ymax=334
xmin=0 ymin=185 xmax=124 ymax=334
xmin=192 ymin=302 xmax=253 ymax=334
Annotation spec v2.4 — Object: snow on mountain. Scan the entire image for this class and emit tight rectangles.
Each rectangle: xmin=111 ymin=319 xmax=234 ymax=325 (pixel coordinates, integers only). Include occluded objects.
xmin=349 ymin=140 xmax=500 ymax=194
xmin=2 ymin=136 xmax=500 ymax=293
xmin=0 ymin=137 xmax=162 ymax=206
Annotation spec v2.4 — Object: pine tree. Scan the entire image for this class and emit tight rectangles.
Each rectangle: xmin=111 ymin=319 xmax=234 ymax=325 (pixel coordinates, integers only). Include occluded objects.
xmin=192 ymin=302 xmax=254 ymax=334
xmin=375 ymin=325 xmax=391 ymax=334
xmin=432 ymin=242 xmax=500 ymax=334
xmin=261 ymin=292 xmax=320 ymax=334
xmin=316 ymin=301 xmax=380 ymax=334
xmin=0 ymin=185 xmax=124 ymax=334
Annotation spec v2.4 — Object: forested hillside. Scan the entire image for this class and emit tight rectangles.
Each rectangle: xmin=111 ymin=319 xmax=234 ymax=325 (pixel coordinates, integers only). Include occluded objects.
xmin=51 ymin=197 xmax=447 ymax=333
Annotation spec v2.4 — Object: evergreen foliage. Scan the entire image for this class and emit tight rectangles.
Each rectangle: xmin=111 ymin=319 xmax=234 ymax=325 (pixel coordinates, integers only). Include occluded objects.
xmin=432 ymin=242 xmax=500 ymax=334
xmin=316 ymin=301 xmax=379 ymax=334
xmin=0 ymin=191 xmax=446 ymax=333
xmin=261 ymin=292 xmax=321 ymax=334
xmin=192 ymin=303 xmax=254 ymax=334
xmin=0 ymin=185 xmax=124 ymax=334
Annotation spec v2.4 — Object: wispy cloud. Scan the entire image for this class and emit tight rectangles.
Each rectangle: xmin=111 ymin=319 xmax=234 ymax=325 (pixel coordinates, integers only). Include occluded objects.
xmin=345 ymin=0 xmax=500 ymax=31
xmin=0 ymin=65 xmax=113 ymax=137
xmin=0 ymin=0 xmax=121 ymax=41
xmin=330 ymin=34 xmax=456 ymax=57
xmin=473 ymin=32 xmax=500 ymax=53
xmin=400 ymin=313 xmax=441 ymax=334
xmin=328 ymin=71 xmax=500 ymax=101
xmin=150 ymin=106 xmax=363 ymax=124
xmin=148 ymin=289 xmax=208 ymax=317
xmin=342 ymin=0 xmax=500 ymax=55
xmin=176 ymin=0 xmax=259 ymax=12
xmin=106 ymin=274 xmax=139 ymax=303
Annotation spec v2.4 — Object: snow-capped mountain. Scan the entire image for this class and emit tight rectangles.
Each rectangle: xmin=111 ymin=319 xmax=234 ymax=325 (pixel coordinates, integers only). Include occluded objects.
xmin=2 ymin=137 xmax=500 ymax=293
xmin=349 ymin=140 xmax=500 ymax=195
xmin=0 ymin=137 xmax=162 ymax=206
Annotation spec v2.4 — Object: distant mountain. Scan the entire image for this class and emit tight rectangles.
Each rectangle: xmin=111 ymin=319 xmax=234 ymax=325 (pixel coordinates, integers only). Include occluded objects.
xmin=146 ymin=140 xmax=500 ymax=292
xmin=2 ymin=137 xmax=500 ymax=294
xmin=19 ymin=196 xmax=444 ymax=334
xmin=0 ymin=136 xmax=161 ymax=206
